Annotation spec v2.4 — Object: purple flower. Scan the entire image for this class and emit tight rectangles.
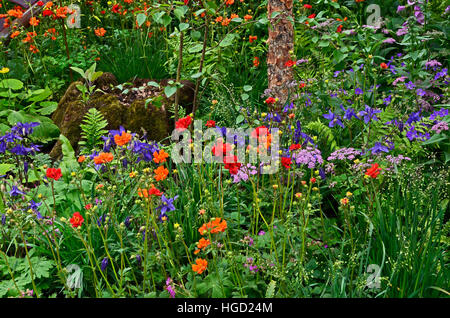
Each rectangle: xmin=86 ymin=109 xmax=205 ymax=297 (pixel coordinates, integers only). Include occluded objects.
xmin=1 ymin=214 xmax=6 ymax=226
xmin=327 ymin=148 xmax=360 ymax=161
xmin=166 ymin=277 xmax=176 ymax=298
xmin=357 ymin=105 xmax=382 ymax=124
xmin=396 ymin=27 xmax=408 ymax=36
xmin=9 ymin=186 xmax=25 ymax=197
xmin=416 ymin=89 xmax=426 ymax=96
xmin=292 ymin=146 xmax=323 ymax=169
xmin=405 ymin=81 xmax=416 ymax=90
xmin=258 ymin=231 xmax=265 ymax=236
xmin=431 ymin=121 xmax=449 ymax=134
xmin=156 ymin=195 xmax=178 ymax=214
xmin=397 ymin=5 xmax=406 ymax=13
xmin=101 ymin=257 xmax=109 ymax=272
xmin=323 ymin=110 xmax=344 ymax=128
xmin=383 ymin=38 xmax=396 ymax=44
xmin=354 ymin=88 xmax=363 ymax=95
xmin=370 ymin=142 xmax=390 ymax=155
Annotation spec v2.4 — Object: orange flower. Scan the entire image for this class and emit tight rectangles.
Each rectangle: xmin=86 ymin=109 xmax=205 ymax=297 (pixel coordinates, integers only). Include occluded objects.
xmin=221 ymin=17 xmax=231 ymax=26
xmin=70 ymin=212 xmax=84 ymax=228
xmin=244 ymin=15 xmax=252 ymax=21
xmin=95 ymin=27 xmax=106 ymax=37
xmin=10 ymin=31 xmax=20 ymax=39
xmin=197 ymin=237 xmax=211 ymax=250
xmin=225 ymin=0 xmax=234 ymax=6
xmin=29 ymin=45 xmax=39 ymax=53
xmin=249 ymin=35 xmax=257 ymax=43
xmin=154 ymin=166 xmax=169 ymax=181
xmin=138 ymin=185 xmax=162 ymax=198
xmin=153 ymin=149 xmax=169 ymax=164
xmin=215 ymin=16 xmax=223 ymax=23
xmin=55 ymin=6 xmax=68 ymax=19
xmin=192 ymin=258 xmax=208 ymax=274
xmin=29 ymin=17 xmax=40 ymax=26
xmin=114 ymin=131 xmax=132 ymax=146
xmin=78 ymin=155 xmax=86 ymax=163
xmin=94 ymin=152 xmax=114 ymax=164
xmin=198 ymin=217 xmax=227 ymax=235
xmin=253 ymin=56 xmax=259 ymax=67
xmin=8 ymin=9 xmax=23 ymax=19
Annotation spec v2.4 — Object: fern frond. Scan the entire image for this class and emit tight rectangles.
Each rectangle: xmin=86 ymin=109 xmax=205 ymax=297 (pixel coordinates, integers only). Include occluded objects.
xmin=306 ymin=119 xmax=338 ymax=151
xmin=79 ymin=108 xmax=108 ymax=153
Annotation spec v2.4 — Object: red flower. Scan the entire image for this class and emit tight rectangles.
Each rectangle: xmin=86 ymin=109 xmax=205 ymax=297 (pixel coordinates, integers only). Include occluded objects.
xmin=249 ymin=35 xmax=257 ymax=43
xmin=265 ymin=97 xmax=276 ymax=104
xmin=175 ymin=115 xmax=192 ymax=131
xmin=365 ymin=163 xmax=381 ymax=178
xmin=112 ymin=4 xmax=122 ymax=13
xmin=285 ymin=60 xmax=295 ymax=67
xmin=206 ymin=120 xmax=216 ymax=128
xmin=289 ymin=144 xmax=301 ymax=151
xmin=281 ymin=157 xmax=292 ymax=169
xmin=251 ymin=126 xmax=270 ymax=139
xmin=46 ymin=168 xmax=62 ymax=181
xmin=212 ymin=142 xmax=233 ymax=157
xmin=224 ymin=156 xmax=241 ymax=175
xmin=42 ymin=9 xmax=53 ymax=17
xmin=304 ymin=4 xmax=312 ymax=9
xmin=380 ymin=63 xmax=388 ymax=69
xmin=37 ymin=1 xmax=44 ymax=6
xmin=253 ymin=56 xmax=260 ymax=67
xmin=337 ymin=25 xmax=343 ymax=33
xmin=310 ymin=177 xmax=316 ymax=183
xmin=308 ymin=14 xmax=316 ymax=19
xmin=70 ymin=212 xmax=84 ymax=228
xmin=299 ymin=82 xmax=306 ymax=89
xmin=184 ymin=0 xmax=189 ymax=4
xmin=85 ymin=204 xmax=92 ymax=210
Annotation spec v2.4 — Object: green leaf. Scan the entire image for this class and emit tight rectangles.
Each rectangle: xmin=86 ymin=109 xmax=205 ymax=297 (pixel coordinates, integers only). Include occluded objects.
xmin=243 ymin=85 xmax=252 ymax=92
xmin=59 ymin=134 xmax=79 ymax=178
xmin=37 ymin=101 xmax=58 ymax=115
xmin=188 ymin=44 xmax=204 ymax=53
xmin=147 ymin=81 xmax=160 ymax=88
xmin=0 ymin=79 xmax=23 ymax=90
xmin=0 ymin=164 xmax=14 ymax=176
xmin=136 ymin=13 xmax=147 ymax=26
xmin=164 ymin=85 xmax=177 ymax=98
xmin=70 ymin=66 xmax=86 ymax=79
xmin=179 ymin=23 xmax=189 ymax=31
xmin=219 ymin=34 xmax=235 ymax=47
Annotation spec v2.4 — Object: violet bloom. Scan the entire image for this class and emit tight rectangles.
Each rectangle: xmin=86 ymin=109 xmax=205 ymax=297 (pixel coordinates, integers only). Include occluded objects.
xmin=292 ymin=146 xmax=323 ymax=169
xmin=357 ymin=105 xmax=382 ymax=124
xmin=156 ymin=195 xmax=178 ymax=214
xmin=327 ymin=148 xmax=360 ymax=161
xmin=370 ymin=142 xmax=390 ymax=155
xmin=431 ymin=121 xmax=449 ymax=134
xmin=258 ymin=231 xmax=265 ymax=236
xmin=166 ymin=277 xmax=176 ymax=298
xmin=397 ymin=5 xmax=406 ymax=13
xmin=323 ymin=110 xmax=344 ymax=128
xmin=1 ymin=214 xmax=6 ymax=226
xmin=354 ymin=88 xmax=363 ymax=95
xmin=9 ymin=186 xmax=25 ymax=197
xmin=393 ymin=76 xmax=407 ymax=86
xmin=383 ymin=38 xmax=396 ymax=44
xmin=101 ymin=257 xmax=109 ymax=272
xmin=397 ymin=27 xmax=408 ymax=36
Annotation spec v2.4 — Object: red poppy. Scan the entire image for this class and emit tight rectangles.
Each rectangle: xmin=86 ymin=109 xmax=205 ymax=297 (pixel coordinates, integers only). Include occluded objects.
xmin=224 ymin=156 xmax=241 ymax=175
xmin=304 ymin=4 xmax=312 ymax=9
xmin=308 ymin=14 xmax=316 ymax=19
xmin=212 ymin=142 xmax=233 ymax=157
xmin=310 ymin=177 xmax=316 ymax=183
xmin=337 ymin=25 xmax=343 ymax=33
xmin=380 ymin=63 xmax=388 ymax=69
xmin=46 ymin=168 xmax=62 ymax=181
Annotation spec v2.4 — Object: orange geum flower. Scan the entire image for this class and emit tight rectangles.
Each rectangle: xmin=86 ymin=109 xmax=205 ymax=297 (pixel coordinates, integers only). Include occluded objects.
xmin=196 ymin=238 xmax=211 ymax=250
xmin=192 ymin=258 xmax=208 ymax=274
xmin=8 ymin=9 xmax=23 ymax=19
xmin=10 ymin=31 xmax=20 ymax=39
xmin=95 ymin=27 xmax=107 ymax=37
xmin=94 ymin=152 xmax=114 ymax=164
xmin=154 ymin=166 xmax=169 ymax=181
xmin=114 ymin=130 xmax=132 ymax=146
xmin=198 ymin=217 xmax=227 ymax=235
xmin=244 ymin=14 xmax=252 ymax=21
xmin=29 ymin=17 xmax=40 ymax=26
xmin=55 ymin=6 xmax=68 ymax=19
xmin=153 ymin=149 xmax=169 ymax=164
xmin=77 ymin=155 xmax=86 ymax=163
xmin=249 ymin=35 xmax=257 ymax=43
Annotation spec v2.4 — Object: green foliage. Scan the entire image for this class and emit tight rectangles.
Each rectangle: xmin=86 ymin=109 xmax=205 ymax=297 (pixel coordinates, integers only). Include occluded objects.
xmin=79 ymin=108 xmax=108 ymax=152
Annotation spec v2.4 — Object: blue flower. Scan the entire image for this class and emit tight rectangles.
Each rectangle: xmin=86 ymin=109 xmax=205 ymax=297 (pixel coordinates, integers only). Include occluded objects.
xmin=10 ymin=186 xmax=25 ymax=197
xmin=354 ymin=88 xmax=363 ymax=95
xmin=101 ymin=257 xmax=109 ymax=272
xmin=405 ymin=81 xmax=416 ymax=90
xmin=323 ymin=110 xmax=344 ymax=128
xmin=156 ymin=195 xmax=178 ymax=214
xmin=357 ymin=105 xmax=382 ymax=124
xmin=370 ymin=142 xmax=389 ymax=155
xmin=340 ymin=105 xmax=359 ymax=121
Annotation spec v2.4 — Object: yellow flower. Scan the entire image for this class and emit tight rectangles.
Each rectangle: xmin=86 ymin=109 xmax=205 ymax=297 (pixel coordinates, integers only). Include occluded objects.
xmin=346 ymin=192 xmax=353 ymax=197
xmin=0 ymin=67 xmax=10 ymax=74
xmin=340 ymin=198 xmax=349 ymax=206
xmin=272 ymin=184 xmax=278 ymax=190
xmin=295 ymin=192 xmax=302 ymax=198
xmin=174 ymin=223 xmax=180 ymax=229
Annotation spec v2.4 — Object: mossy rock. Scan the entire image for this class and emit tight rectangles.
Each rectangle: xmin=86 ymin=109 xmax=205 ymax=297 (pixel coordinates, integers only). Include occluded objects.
xmin=125 ymin=99 xmax=169 ymax=142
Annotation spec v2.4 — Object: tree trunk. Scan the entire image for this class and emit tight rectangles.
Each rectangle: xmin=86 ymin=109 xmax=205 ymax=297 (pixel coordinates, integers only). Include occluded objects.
xmin=267 ymin=0 xmax=294 ymax=112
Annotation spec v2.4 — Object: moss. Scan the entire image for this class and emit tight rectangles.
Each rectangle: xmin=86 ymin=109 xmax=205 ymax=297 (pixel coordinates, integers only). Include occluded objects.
xmin=126 ymin=99 xmax=170 ymax=143
xmin=89 ymin=94 xmax=124 ymax=129
xmin=51 ymin=81 xmax=82 ymax=128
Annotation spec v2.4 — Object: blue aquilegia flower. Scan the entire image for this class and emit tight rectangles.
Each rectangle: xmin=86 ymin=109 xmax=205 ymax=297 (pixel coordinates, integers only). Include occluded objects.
xmin=323 ymin=110 xmax=344 ymax=128
xmin=370 ymin=142 xmax=390 ymax=155
xmin=10 ymin=186 xmax=25 ymax=197
xmin=340 ymin=105 xmax=359 ymax=121
xmin=156 ymin=195 xmax=179 ymax=221
xmin=357 ymin=106 xmax=382 ymax=124
xmin=101 ymin=258 xmax=109 ymax=272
